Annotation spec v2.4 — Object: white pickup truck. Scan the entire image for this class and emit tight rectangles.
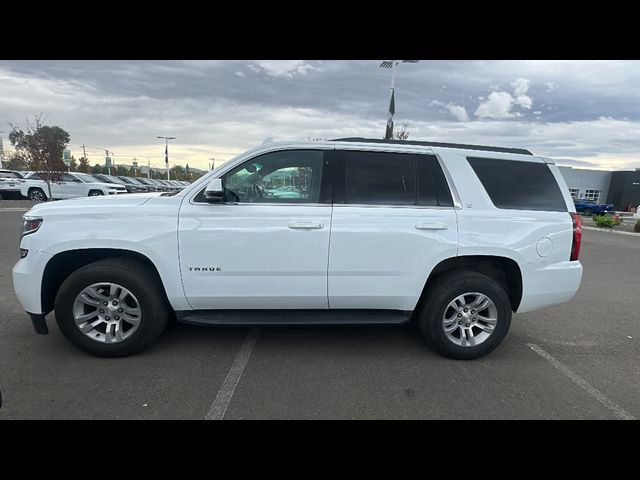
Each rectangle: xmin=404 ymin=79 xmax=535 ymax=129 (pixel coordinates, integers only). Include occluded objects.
xmin=12 ymin=138 xmax=583 ymax=359
xmin=20 ymin=172 xmax=127 ymax=200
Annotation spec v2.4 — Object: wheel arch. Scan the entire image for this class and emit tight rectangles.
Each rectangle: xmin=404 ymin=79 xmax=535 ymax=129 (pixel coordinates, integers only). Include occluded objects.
xmin=419 ymin=255 xmax=523 ymax=313
xmin=41 ymin=248 xmax=169 ymax=315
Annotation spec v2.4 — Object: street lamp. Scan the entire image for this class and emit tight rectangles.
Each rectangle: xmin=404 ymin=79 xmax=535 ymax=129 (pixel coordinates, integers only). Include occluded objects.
xmin=379 ymin=60 xmax=419 ymax=139
xmin=157 ymin=136 xmax=176 ymax=180
xmin=0 ymin=131 xmax=4 ymax=169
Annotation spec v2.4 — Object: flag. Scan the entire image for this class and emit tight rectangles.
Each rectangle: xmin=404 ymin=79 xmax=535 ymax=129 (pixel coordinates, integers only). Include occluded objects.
xmin=385 ymin=88 xmax=395 ymax=139
xmin=165 ymin=144 xmax=168 ymax=165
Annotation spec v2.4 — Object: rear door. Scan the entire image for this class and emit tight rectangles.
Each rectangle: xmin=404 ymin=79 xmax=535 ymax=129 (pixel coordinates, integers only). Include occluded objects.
xmin=327 ymin=149 xmax=458 ymax=312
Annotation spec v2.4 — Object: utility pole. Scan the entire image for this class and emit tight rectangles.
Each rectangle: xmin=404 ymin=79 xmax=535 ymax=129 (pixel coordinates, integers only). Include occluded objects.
xmin=157 ymin=136 xmax=176 ymax=181
xmin=0 ymin=131 xmax=5 ymax=169
xmin=209 ymin=157 xmax=215 ymax=171
xmin=147 ymin=157 xmax=151 ymax=179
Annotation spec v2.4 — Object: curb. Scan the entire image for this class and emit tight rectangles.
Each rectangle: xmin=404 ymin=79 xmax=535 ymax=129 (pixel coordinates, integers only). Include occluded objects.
xmin=583 ymin=226 xmax=640 ymax=237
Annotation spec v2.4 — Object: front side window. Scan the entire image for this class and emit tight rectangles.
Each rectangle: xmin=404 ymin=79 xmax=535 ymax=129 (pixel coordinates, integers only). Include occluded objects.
xmin=62 ymin=173 xmax=81 ymax=183
xmin=213 ymin=150 xmax=324 ymax=203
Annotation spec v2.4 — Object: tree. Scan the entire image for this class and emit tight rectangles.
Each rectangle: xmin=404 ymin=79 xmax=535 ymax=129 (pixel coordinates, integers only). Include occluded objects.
xmin=78 ymin=156 xmax=91 ymax=173
xmin=91 ymin=164 xmax=102 ymax=174
xmin=8 ymin=115 xmax=70 ymax=200
xmin=393 ymin=121 xmax=410 ymax=141
xmin=69 ymin=156 xmax=78 ymax=172
xmin=3 ymin=152 xmax=27 ymax=171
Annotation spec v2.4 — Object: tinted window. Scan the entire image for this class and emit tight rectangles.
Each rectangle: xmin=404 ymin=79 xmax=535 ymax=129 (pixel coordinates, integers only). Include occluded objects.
xmin=467 ymin=157 xmax=567 ymax=212
xmin=417 ymin=155 xmax=454 ymax=207
xmin=343 ymin=151 xmax=416 ymax=205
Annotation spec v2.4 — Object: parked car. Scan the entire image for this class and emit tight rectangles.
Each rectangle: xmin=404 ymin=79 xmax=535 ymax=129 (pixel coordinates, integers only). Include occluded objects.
xmin=573 ymin=198 xmax=614 ymax=216
xmin=20 ymin=172 xmax=127 ymax=201
xmin=0 ymin=169 xmax=25 ymax=199
xmin=13 ymin=138 xmax=583 ymax=359
xmin=92 ymin=174 xmax=149 ymax=193
xmin=115 ymin=176 xmax=152 ymax=192
xmin=633 ymin=206 xmax=640 ymax=221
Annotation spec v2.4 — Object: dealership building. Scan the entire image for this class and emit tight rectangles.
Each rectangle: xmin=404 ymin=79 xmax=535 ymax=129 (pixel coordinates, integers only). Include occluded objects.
xmin=558 ymin=166 xmax=640 ymax=211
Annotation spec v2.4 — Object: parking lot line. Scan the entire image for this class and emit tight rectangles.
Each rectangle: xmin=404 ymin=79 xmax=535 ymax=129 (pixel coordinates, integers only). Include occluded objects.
xmin=526 ymin=343 xmax=635 ymax=420
xmin=205 ymin=328 xmax=260 ymax=420
xmin=0 ymin=208 xmax=29 ymax=212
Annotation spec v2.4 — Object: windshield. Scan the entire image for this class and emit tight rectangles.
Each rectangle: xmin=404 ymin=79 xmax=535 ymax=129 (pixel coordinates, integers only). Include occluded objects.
xmin=74 ymin=173 xmax=101 ymax=183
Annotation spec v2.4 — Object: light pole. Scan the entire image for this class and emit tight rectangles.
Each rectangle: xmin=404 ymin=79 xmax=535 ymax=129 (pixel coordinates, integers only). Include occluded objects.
xmin=0 ymin=131 xmax=4 ymax=169
xmin=209 ymin=157 xmax=215 ymax=171
xmin=379 ymin=60 xmax=419 ymax=139
xmin=157 ymin=136 xmax=176 ymax=180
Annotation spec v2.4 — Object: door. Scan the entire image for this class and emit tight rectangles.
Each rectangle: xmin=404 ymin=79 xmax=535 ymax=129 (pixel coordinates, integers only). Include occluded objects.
xmin=328 ymin=149 xmax=459 ymax=312
xmin=57 ymin=173 xmax=85 ymax=198
xmin=178 ymin=148 xmax=332 ymax=310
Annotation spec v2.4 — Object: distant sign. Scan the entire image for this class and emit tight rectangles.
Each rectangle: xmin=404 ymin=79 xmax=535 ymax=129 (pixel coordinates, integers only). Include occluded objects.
xmin=105 ymin=156 xmax=112 ymax=167
xmin=63 ymin=148 xmax=71 ymax=165
xmin=132 ymin=159 xmax=138 ymax=169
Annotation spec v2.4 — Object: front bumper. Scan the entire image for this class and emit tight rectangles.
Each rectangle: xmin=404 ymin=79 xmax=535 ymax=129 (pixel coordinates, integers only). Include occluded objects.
xmin=12 ymin=249 xmax=53 ymax=315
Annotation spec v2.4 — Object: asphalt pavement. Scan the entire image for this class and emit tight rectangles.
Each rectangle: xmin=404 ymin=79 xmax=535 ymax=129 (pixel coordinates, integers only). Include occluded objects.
xmin=0 ymin=204 xmax=638 ymax=419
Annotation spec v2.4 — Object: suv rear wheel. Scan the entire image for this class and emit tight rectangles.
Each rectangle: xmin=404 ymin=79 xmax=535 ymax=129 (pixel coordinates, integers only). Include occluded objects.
xmin=418 ymin=270 xmax=512 ymax=360
xmin=54 ymin=258 xmax=169 ymax=357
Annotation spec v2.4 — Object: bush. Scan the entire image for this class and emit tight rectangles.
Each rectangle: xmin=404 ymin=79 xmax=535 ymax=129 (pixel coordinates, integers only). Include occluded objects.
xmin=593 ymin=214 xmax=621 ymax=228
xmin=635 ymin=220 xmax=640 ymax=233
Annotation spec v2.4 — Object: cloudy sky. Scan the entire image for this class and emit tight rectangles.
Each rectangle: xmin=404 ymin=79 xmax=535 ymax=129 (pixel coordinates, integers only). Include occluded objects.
xmin=1 ymin=60 xmax=639 ymax=171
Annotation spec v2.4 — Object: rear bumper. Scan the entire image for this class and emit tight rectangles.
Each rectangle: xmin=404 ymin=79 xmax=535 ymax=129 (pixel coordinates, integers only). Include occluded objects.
xmin=12 ymin=249 xmax=53 ymax=315
xmin=517 ymin=261 xmax=583 ymax=313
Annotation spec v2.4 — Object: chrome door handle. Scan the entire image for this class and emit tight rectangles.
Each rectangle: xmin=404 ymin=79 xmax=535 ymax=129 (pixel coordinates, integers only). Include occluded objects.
xmin=415 ymin=223 xmax=448 ymax=230
xmin=288 ymin=222 xmax=324 ymax=230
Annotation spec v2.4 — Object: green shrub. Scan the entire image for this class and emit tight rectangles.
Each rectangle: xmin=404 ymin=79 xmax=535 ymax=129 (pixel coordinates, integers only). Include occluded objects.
xmin=635 ymin=220 xmax=640 ymax=233
xmin=593 ymin=214 xmax=621 ymax=228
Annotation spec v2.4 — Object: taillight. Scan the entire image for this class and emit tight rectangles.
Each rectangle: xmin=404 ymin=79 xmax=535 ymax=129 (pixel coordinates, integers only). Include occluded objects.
xmin=22 ymin=217 xmax=43 ymax=237
xmin=570 ymin=212 xmax=582 ymax=261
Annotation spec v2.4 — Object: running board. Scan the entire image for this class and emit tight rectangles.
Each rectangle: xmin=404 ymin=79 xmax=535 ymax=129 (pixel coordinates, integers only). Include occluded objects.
xmin=176 ymin=309 xmax=412 ymax=326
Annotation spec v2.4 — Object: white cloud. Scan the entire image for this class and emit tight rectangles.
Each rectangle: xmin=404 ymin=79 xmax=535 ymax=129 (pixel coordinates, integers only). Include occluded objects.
xmin=545 ymin=81 xmax=559 ymax=92
xmin=511 ymin=78 xmax=533 ymax=109
xmin=235 ymin=71 xmax=245 ymax=77
xmin=430 ymin=100 xmax=469 ymax=122
xmin=475 ymin=91 xmax=516 ymax=119
xmin=446 ymin=104 xmax=469 ymax=122
xmin=250 ymin=60 xmax=317 ymax=79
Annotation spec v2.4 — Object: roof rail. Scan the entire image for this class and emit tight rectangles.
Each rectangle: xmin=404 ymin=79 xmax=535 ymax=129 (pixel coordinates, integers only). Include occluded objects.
xmin=330 ymin=137 xmax=533 ymax=156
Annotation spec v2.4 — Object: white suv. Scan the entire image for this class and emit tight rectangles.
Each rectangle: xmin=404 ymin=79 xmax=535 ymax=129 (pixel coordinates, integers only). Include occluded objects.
xmin=12 ymin=138 xmax=583 ymax=359
xmin=20 ymin=172 xmax=127 ymax=200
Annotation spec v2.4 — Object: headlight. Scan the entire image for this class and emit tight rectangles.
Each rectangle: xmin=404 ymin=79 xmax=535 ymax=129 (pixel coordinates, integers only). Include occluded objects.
xmin=22 ymin=217 xmax=43 ymax=237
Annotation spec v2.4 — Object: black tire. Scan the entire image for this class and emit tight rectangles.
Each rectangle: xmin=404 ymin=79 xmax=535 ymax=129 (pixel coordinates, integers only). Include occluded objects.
xmin=584 ymin=208 xmax=592 ymax=216
xmin=88 ymin=190 xmax=104 ymax=196
xmin=28 ymin=187 xmax=47 ymax=202
xmin=418 ymin=270 xmax=512 ymax=360
xmin=54 ymin=258 xmax=170 ymax=357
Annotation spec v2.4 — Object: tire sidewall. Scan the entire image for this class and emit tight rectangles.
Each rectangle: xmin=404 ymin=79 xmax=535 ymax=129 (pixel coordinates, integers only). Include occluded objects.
xmin=420 ymin=273 xmax=512 ymax=360
xmin=29 ymin=188 xmax=46 ymax=201
xmin=55 ymin=263 xmax=165 ymax=357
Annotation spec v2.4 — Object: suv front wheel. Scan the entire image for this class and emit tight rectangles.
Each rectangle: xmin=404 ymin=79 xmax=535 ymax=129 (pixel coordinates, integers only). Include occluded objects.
xmin=54 ymin=258 xmax=169 ymax=357
xmin=418 ymin=270 xmax=512 ymax=360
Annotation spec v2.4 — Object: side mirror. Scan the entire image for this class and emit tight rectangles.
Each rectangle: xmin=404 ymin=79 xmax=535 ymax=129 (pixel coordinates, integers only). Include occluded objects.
xmin=204 ymin=178 xmax=225 ymax=202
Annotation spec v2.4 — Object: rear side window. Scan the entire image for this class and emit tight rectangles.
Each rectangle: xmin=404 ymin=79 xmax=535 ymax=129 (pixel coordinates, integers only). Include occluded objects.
xmin=344 ymin=151 xmax=416 ymax=205
xmin=467 ymin=157 xmax=567 ymax=212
